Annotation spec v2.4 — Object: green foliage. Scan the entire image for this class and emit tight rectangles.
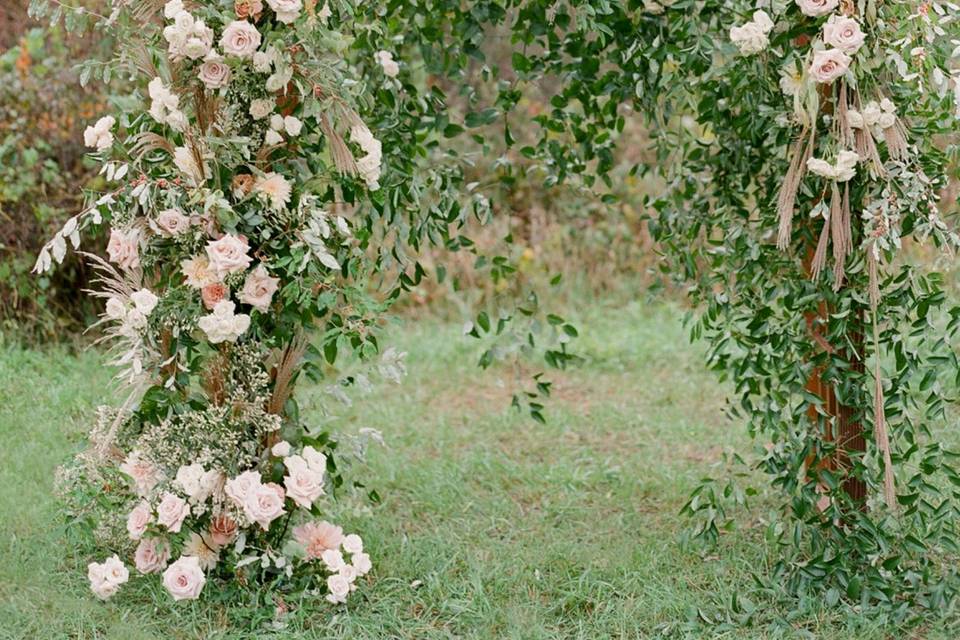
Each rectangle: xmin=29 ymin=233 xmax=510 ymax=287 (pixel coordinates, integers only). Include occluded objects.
xmin=0 ymin=24 xmax=112 ymax=341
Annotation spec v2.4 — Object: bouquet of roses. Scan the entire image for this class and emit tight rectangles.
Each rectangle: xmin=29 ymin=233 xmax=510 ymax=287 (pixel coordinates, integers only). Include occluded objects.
xmin=36 ymin=0 xmax=397 ymax=604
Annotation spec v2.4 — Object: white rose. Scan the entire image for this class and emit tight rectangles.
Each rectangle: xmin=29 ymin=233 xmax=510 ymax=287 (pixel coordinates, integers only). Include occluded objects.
xmin=83 ymin=116 xmax=115 ymax=151
xmin=862 ymin=101 xmax=882 ymax=127
xmin=846 ymin=109 xmax=864 ymax=129
xmin=795 ymin=0 xmax=839 ymax=17
xmin=833 ymin=150 xmax=859 ymax=182
xmin=352 ymin=552 xmax=372 ymax=575
xmin=272 ymin=441 xmax=292 ymax=457
xmin=249 ymin=98 xmax=274 ymax=120
xmin=220 ymin=20 xmax=261 ymax=58
xmin=205 ymin=234 xmax=252 ymax=277
xmin=283 ymin=115 xmax=302 ymax=136
xmin=729 ymin=22 xmax=768 ymax=56
xmin=162 ymin=556 xmax=206 ymax=601
xmin=197 ymin=300 xmax=251 ymax=344
xmin=174 ymin=463 xmax=206 ymax=498
xmin=342 ymin=533 xmax=363 ymax=554
xmin=238 ymin=264 xmax=280 ymax=312
xmin=130 ymin=289 xmax=159 ymax=315
xmin=326 ymin=573 xmax=351 ymax=603
xmin=807 ymin=157 xmax=838 ymax=180
xmin=264 ymin=129 xmax=284 ymax=146
xmin=105 ymin=297 xmax=126 ymax=320
xmin=266 ymin=0 xmax=302 ymax=24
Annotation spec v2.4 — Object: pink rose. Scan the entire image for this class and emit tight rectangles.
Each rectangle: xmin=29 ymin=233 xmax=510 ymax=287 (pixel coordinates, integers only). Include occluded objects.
xmin=326 ymin=573 xmax=351 ymax=604
xmin=201 ymin=282 xmax=229 ymax=310
xmin=242 ymin=482 xmax=286 ymax=530
xmin=809 ymin=48 xmax=851 ymax=84
xmin=154 ymin=208 xmax=191 ymax=236
xmin=162 ymin=556 xmax=206 ymax=601
xmin=225 ymin=470 xmax=262 ymax=508
xmin=205 ymin=234 xmax=252 ymax=278
xmin=134 ymin=537 xmax=171 ymax=574
xmin=156 ymin=492 xmax=190 ymax=533
xmin=238 ymin=264 xmax=279 ymax=312
xmin=283 ymin=465 xmax=325 ymax=509
xmin=220 ymin=20 xmax=261 ymax=58
xmin=209 ymin=513 xmax=239 ymax=546
xmin=119 ymin=451 xmax=162 ymax=497
xmin=106 ymin=227 xmax=141 ymax=270
xmin=795 ymin=0 xmax=839 ymax=16
xmin=198 ymin=58 xmax=231 ymax=89
xmin=823 ymin=15 xmax=864 ymax=54
xmin=88 ymin=555 xmax=129 ymax=600
xmin=126 ymin=501 xmax=153 ymax=540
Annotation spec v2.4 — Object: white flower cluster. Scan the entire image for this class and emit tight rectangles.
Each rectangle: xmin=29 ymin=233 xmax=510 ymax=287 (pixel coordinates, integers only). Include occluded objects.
xmin=148 ymin=78 xmax=187 ymax=131
xmin=265 ymin=113 xmax=303 ymax=145
xmin=351 ymin=124 xmax=383 ymax=190
xmin=197 ymin=300 xmax=251 ymax=344
xmin=848 ymin=98 xmax=897 ymax=134
xmin=162 ymin=5 xmax=214 ymax=61
xmin=729 ymin=10 xmax=774 ymax=56
xmin=83 ymin=116 xmax=115 ymax=151
xmin=807 ymin=150 xmax=859 ymax=183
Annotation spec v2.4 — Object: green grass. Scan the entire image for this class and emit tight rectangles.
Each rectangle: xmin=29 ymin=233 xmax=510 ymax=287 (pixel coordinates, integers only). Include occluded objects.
xmin=0 ymin=301 xmax=957 ymax=639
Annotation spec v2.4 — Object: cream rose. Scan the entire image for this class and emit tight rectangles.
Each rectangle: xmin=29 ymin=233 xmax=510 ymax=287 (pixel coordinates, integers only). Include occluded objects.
xmin=162 ymin=556 xmax=206 ymax=601
xmin=225 ymin=470 xmax=262 ymax=508
xmin=154 ymin=208 xmax=191 ymax=236
xmin=809 ymin=48 xmax=851 ymax=84
xmin=83 ymin=116 xmax=115 ymax=151
xmin=242 ymin=482 xmax=286 ymax=530
xmin=796 ymin=0 xmax=839 ymax=17
xmin=220 ymin=20 xmax=261 ymax=58
xmin=266 ymin=0 xmax=302 ymax=24
xmin=130 ymin=288 xmax=159 ymax=315
xmin=197 ymin=300 xmax=250 ymax=343
xmin=205 ymin=234 xmax=252 ymax=278
xmin=126 ymin=501 xmax=153 ymax=540
xmin=823 ymin=15 xmax=865 ymax=55
xmin=156 ymin=492 xmax=190 ymax=533
xmin=326 ymin=573 xmax=351 ymax=604
xmin=283 ymin=464 xmax=325 ymax=509
xmin=134 ymin=537 xmax=171 ymax=574
xmin=198 ymin=57 xmax=231 ymax=90
xmin=107 ymin=228 xmax=141 ymax=270
xmin=249 ymin=98 xmax=274 ymax=120
xmin=239 ymin=264 xmax=280 ymax=312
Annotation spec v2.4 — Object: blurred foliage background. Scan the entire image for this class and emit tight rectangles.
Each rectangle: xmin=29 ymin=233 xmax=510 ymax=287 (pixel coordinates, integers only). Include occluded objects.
xmin=0 ymin=5 xmax=662 ymax=343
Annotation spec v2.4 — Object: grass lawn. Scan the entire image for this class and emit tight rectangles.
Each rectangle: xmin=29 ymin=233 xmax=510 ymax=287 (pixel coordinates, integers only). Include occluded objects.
xmin=1 ymin=300 xmax=957 ymax=639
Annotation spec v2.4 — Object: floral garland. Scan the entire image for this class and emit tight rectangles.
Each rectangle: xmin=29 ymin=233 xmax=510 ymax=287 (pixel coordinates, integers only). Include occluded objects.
xmin=730 ymin=0 xmax=960 ymax=508
xmin=35 ymin=0 xmax=400 ymax=605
